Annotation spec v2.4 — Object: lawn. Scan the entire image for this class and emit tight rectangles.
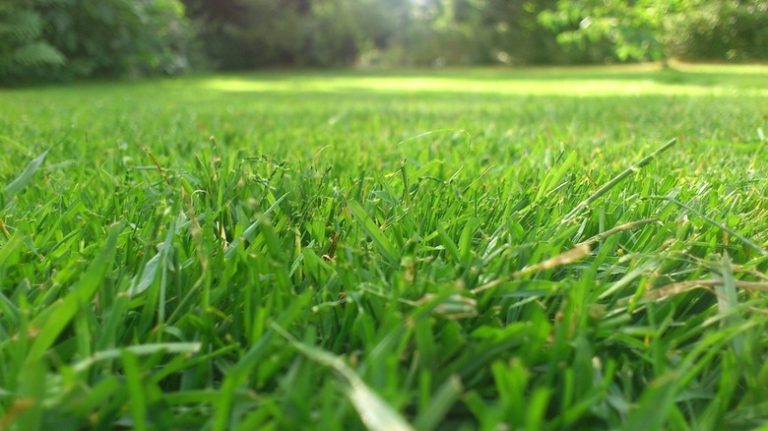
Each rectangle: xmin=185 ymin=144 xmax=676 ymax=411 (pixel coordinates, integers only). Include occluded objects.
xmin=1 ymin=64 xmax=768 ymax=430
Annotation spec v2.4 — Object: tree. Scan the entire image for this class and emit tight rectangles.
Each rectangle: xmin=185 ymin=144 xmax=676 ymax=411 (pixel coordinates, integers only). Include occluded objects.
xmin=0 ymin=2 xmax=65 ymax=83
xmin=539 ymin=0 xmax=686 ymax=66
xmin=670 ymin=0 xmax=768 ymax=61
xmin=1 ymin=0 xmax=194 ymax=84
xmin=182 ymin=0 xmax=410 ymax=68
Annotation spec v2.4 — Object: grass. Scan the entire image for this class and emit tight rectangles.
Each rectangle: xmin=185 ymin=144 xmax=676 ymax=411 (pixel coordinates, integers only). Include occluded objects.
xmin=1 ymin=63 xmax=768 ymax=430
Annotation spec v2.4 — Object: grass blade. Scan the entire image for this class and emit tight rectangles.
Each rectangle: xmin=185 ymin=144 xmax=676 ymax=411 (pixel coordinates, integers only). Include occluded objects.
xmin=623 ymin=373 xmax=679 ymax=431
xmin=271 ymin=321 xmax=414 ymax=431
xmin=716 ymin=255 xmax=747 ymax=361
xmin=71 ymin=342 xmax=201 ymax=372
xmin=15 ymin=360 xmax=46 ymax=431
xmin=563 ymin=138 xmax=677 ymax=222
xmin=348 ymin=200 xmax=398 ymax=263
xmin=122 ymin=350 xmax=149 ymax=431
xmin=26 ymin=223 xmax=123 ymax=362
xmin=3 ymin=150 xmax=48 ymax=199
xmin=414 ymin=375 xmax=463 ymax=431
xmin=128 ymin=220 xmax=174 ymax=297
xmin=647 ymin=195 xmax=768 ymax=256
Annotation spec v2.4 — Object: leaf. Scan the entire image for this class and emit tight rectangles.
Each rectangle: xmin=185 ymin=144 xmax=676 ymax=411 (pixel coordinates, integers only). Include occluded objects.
xmin=348 ymin=379 xmax=413 ymax=431
xmin=0 ymin=234 xmax=24 ymax=268
xmin=211 ymin=293 xmax=312 ymax=431
xmin=128 ymin=220 xmax=174 ymax=297
xmin=4 ymin=151 xmax=48 ymax=199
xmin=716 ymin=255 xmax=746 ymax=359
xmin=436 ymin=224 xmax=461 ymax=262
xmin=16 ymin=360 xmax=46 ymax=431
xmin=348 ymin=200 xmax=398 ymax=263
xmin=649 ymin=195 xmax=768 ymax=256
xmin=414 ymin=375 xmax=463 ymax=431
xmin=623 ymin=373 xmax=678 ymax=431
xmin=26 ymin=223 xmax=123 ymax=362
xmin=122 ymin=350 xmax=149 ymax=431
xmin=71 ymin=342 xmax=201 ymax=373
xmin=128 ymin=253 xmax=161 ymax=297
xmin=13 ymin=42 xmax=65 ymax=66
xmin=271 ymin=322 xmax=414 ymax=431
xmin=562 ymin=138 xmax=676 ymax=223
xmin=224 ymin=192 xmax=288 ymax=259
xmin=535 ymin=151 xmax=578 ymax=201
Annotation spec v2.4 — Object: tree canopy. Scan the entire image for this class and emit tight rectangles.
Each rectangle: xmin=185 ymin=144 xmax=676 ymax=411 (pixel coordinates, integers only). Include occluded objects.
xmin=2 ymin=0 xmax=767 ymax=83
xmin=540 ymin=0 xmax=768 ymax=65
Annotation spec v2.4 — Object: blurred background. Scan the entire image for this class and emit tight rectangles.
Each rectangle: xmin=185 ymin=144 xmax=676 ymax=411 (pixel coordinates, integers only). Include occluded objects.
xmin=2 ymin=0 xmax=767 ymax=84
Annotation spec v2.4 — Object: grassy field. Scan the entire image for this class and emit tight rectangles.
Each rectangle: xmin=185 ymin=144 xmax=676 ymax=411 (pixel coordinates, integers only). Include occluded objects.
xmin=1 ymin=64 xmax=768 ymax=430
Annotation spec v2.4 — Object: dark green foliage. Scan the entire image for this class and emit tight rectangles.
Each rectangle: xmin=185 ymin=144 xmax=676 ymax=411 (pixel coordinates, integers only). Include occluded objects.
xmin=671 ymin=0 xmax=768 ymax=61
xmin=541 ymin=0 xmax=768 ymax=64
xmin=181 ymin=0 xmax=613 ymax=69
xmin=1 ymin=0 xmax=195 ymax=84
xmin=0 ymin=2 xmax=65 ymax=83
xmin=42 ymin=0 xmax=196 ymax=78
xmin=181 ymin=0 xmax=768 ymax=70
xmin=4 ymin=0 xmax=768 ymax=82
xmin=182 ymin=0 xmax=397 ymax=68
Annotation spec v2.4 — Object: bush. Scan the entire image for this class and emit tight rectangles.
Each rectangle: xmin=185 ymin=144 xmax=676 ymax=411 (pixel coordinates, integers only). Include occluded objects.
xmin=672 ymin=0 xmax=768 ymax=61
xmin=1 ymin=0 xmax=195 ymax=84
xmin=0 ymin=3 xmax=66 ymax=83
xmin=183 ymin=0 xmax=368 ymax=69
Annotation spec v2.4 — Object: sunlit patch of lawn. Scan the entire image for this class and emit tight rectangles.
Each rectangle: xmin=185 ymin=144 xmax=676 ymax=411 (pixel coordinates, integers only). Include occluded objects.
xmin=202 ymin=63 xmax=768 ymax=96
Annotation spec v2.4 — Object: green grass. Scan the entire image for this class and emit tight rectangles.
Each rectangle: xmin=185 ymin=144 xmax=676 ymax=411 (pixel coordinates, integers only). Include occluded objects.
xmin=1 ymin=63 xmax=768 ymax=430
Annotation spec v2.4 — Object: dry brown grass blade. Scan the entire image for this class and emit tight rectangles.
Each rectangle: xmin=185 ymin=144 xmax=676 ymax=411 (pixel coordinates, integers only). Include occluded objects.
xmin=577 ymin=218 xmax=658 ymax=247
xmin=0 ymin=217 xmax=10 ymax=238
xmin=513 ymin=244 xmax=592 ymax=278
xmin=472 ymin=218 xmax=657 ymax=295
xmin=472 ymin=244 xmax=591 ymax=294
xmin=644 ymin=279 xmax=768 ymax=301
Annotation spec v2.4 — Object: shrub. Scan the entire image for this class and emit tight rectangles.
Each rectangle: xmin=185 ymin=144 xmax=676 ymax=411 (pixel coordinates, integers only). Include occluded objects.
xmin=1 ymin=0 xmax=195 ymax=84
